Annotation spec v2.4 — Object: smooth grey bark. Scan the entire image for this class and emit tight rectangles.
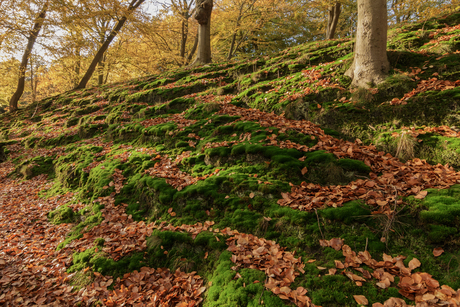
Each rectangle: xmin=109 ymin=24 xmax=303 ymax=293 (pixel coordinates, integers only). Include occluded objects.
xmin=9 ymin=1 xmax=48 ymax=112
xmin=326 ymin=3 xmax=341 ymax=40
xmin=75 ymin=0 xmax=145 ymax=89
xmin=345 ymin=0 xmax=389 ymax=88
xmin=191 ymin=0 xmax=213 ymax=66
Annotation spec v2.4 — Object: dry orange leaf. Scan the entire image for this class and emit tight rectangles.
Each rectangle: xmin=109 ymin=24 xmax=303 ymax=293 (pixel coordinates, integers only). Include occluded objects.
xmin=279 ymin=286 xmax=291 ymax=294
xmin=376 ymin=278 xmax=391 ymax=289
xmin=334 ymin=260 xmax=344 ymax=269
xmin=414 ymin=190 xmax=428 ymax=199
xmin=408 ymin=257 xmax=421 ymax=270
xmin=329 ymin=238 xmax=344 ymax=251
xmin=433 ymin=247 xmax=444 ymax=257
xmin=353 ymin=295 xmax=368 ymax=305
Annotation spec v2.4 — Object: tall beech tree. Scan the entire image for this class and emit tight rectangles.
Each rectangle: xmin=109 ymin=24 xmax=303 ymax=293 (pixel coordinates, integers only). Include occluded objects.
xmin=191 ymin=0 xmax=213 ymax=65
xmin=75 ymin=0 xmax=146 ymax=89
xmin=345 ymin=0 xmax=389 ymax=88
xmin=9 ymin=1 xmax=48 ymax=112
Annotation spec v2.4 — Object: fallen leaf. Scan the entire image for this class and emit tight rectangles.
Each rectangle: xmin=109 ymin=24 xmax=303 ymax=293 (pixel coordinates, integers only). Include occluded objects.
xmin=354 ymin=295 xmax=368 ymax=305
xmin=376 ymin=278 xmax=391 ymax=289
xmin=414 ymin=190 xmax=428 ymax=199
xmin=408 ymin=258 xmax=421 ymax=270
xmin=329 ymin=238 xmax=343 ymax=251
xmin=433 ymin=247 xmax=444 ymax=257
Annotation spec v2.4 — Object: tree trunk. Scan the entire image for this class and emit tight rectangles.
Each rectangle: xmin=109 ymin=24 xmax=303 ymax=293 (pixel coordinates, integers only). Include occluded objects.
xmin=345 ymin=0 xmax=389 ymax=88
xmin=186 ymin=33 xmax=199 ymax=63
xmin=30 ymin=57 xmax=36 ymax=103
xmin=74 ymin=46 xmax=81 ymax=87
xmin=191 ymin=0 xmax=213 ymax=66
xmin=75 ymin=0 xmax=145 ymax=89
xmin=227 ymin=2 xmax=245 ymax=61
xmin=326 ymin=3 xmax=341 ymax=40
xmin=227 ymin=31 xmax=238 ymax=60
xmin=97 ymin=54 xmax=106 ymax=85
xmin=180 ymin=16 xmax=189 ymax=63
xmin=9 ymin=2 xmax=48 ymax=112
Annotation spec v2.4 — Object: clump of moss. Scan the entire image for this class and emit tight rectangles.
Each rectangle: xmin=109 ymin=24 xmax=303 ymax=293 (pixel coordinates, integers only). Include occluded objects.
xmin=15 ymin=156 xmax=55 ymax=179
xmin=418 ymin=185 xmax=460 ymax=226
xmin=205 ymin=251 xmax=285 ymax=307
xmin=48 ymin=204 xmax=80 ymax=224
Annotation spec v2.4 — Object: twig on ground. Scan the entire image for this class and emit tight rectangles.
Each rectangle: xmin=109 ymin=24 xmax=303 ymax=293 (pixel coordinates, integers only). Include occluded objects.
xmin=314 ymin=208 xmax=325 ymax=240
xmin=258 ymin=277 xmax=268 ymax=304
xmin=31 ymin=102 xmax=40 ymax=118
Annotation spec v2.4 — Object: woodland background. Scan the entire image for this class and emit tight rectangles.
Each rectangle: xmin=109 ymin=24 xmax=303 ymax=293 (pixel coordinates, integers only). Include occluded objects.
xmin=1 ymin=0 xmax=459 ymax=110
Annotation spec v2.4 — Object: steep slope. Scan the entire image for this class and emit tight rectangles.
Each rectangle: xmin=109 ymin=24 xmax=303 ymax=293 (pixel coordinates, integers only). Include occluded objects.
xmin=1 ymin=11 xmax=460 ymax=307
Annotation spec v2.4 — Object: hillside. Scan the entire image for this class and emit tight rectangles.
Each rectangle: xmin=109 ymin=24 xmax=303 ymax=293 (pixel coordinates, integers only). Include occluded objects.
xmin=1 ymin=12 xmax=460 ymax=307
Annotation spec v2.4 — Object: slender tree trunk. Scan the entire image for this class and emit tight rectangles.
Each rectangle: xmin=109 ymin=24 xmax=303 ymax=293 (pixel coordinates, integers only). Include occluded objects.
xmin=191 ymin=0 xmax=213 ymax=66
xmin=345 ymin=0 xmax=389 ymax=88
xmin=186 ymin=33 xmax=199 ymax=63
xmin=227 ymin=3 xmax=244 ymax=61
xmin=30 ymin=57 xmax=36 ymax=103
xmin=179 ymin=16 xmax=189 ymax=63
xmin=97 ymin=54 xmax=106 ymax=85
xmin=9 ymin=2 xmax=48 ymax=112
xmin=326 ymin=3 xmax=341 ymax=40
xmin=74 ymin=46 xmax=81 ymax=86
xmin=75 ymin=0 xmax=145 ymax=89
xmin=227 ymin=32 xmax=238 ymax=60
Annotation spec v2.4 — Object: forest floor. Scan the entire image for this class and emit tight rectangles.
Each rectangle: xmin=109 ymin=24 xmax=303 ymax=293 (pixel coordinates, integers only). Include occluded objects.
xmin=2 ymin=11 xmax=460 ymax=307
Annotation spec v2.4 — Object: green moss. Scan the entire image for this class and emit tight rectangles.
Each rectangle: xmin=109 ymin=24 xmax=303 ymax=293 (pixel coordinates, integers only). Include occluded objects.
xmin=205 ymin=251 xmax=285 ymax=307
xmin=48 ymin=204 xmax=80 ymax=224
xmin=16 ymin=155 xmax=55 ymax=179
xmin=428 ymin=224 xmax=458 ymax=243
xmin=305 ymin=150 xmax=335 ymax=165
xmin=418 ymin=185 xmax=460 ymax=226
xmin=320 ymin=201 xmax=371 ymax=224
xmin=336 ymin=159 xmax=371 ymax=173
xmin=57 ymin=202 xmax=105 ymax=250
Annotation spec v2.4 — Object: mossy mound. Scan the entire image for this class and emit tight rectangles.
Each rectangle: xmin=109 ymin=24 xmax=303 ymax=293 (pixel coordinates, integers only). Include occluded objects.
xmin=1 ymin=10 xmax=460 ymax=307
